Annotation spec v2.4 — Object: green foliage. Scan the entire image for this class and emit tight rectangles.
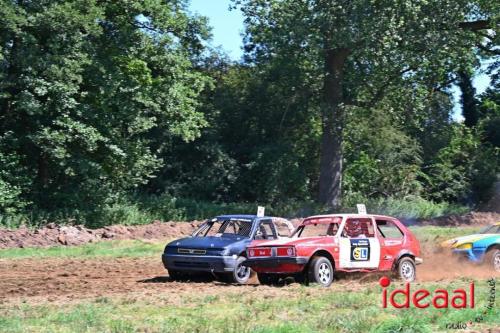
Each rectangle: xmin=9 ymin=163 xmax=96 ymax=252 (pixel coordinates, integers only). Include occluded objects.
xmin=423 ymin=125 xmax=499 ymax=204
xmin=0 ymin=0 xmax=211 ymax=214
xmin=0 ymin=0 xmax=498 ymax=227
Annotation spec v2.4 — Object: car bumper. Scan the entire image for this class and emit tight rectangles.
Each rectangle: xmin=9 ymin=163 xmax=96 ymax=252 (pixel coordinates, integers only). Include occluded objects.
xmin=244 ymin=256 xmax=309 ymax=267
xmin=452 ymin=248 xmax=486 ymax=263
xmin=162 ymin=253 xmax=238 ymax=273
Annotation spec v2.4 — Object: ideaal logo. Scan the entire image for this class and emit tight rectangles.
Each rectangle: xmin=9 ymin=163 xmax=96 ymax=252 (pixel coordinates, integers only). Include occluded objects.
xmin=380 ymin=277 xmax=496 ymax=330
xmin=379 ymin=276 xmax=474 ymax=309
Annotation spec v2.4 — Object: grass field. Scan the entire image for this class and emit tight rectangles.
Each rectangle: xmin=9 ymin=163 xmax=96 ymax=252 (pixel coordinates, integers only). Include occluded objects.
xmin=0 ymin=225 xmax=498 ymax=333
xmin=0 ymin=279 xmax=497 ymax=333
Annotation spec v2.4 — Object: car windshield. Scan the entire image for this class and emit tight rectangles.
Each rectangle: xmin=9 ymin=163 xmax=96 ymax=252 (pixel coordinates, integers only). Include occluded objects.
xmin=294 ymin=222 xmax=339 ymax=237
xmin=478 ymin=225 xmax=500 ymax=234
xmin=193 ymin=219 xmax=254 ymax=238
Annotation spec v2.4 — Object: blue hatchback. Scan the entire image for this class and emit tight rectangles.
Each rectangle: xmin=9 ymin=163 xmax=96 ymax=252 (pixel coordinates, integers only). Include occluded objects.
xmin=162 ymin=215 xmax=292 ymax=283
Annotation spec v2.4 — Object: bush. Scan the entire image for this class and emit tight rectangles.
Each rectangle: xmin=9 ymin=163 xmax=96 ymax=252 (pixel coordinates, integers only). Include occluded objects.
xmin=0 ymin=195 xmax=469 ymax=229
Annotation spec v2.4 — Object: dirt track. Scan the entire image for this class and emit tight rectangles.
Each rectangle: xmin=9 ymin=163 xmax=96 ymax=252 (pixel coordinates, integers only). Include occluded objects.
xmin=0 ymin=251 xmax=497 ymax=305
xmin=1 ymin=212 xmax=498 ymax=304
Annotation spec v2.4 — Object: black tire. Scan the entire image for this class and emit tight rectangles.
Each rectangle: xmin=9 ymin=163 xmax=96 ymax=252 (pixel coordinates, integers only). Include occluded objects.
xmin=396 ymin=257 xmax=416 ymax=282
xmin=220 ymin=256 xmax=251 ymax=284
xmin=257 ymin=273 xmax=281 ymax=285
xmin=484 ymin=248 xmax=500 ymax=272
xmin=168 ymin=270 xmax=189 ymax=281
xmin=307 ymin=256 xmax=334 ymax=287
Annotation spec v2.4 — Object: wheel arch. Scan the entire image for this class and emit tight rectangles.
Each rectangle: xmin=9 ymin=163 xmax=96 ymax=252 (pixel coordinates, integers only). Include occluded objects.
xmin=308 ymin=249 xmax=335 ymax=269
xmin=485 ymin=243 xmax=500 ymax=253
xmin=392 ymin=250 xmax=416 ymax=270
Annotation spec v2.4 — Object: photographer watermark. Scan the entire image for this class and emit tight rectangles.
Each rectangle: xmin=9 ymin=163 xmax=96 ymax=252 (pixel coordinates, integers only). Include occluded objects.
xmin=379 ymin=277 xmax=496 ymax=329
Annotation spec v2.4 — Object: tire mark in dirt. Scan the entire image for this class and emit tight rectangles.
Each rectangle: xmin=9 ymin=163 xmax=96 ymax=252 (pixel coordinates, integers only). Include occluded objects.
xmin=0 ymin=250 xmax=497 ymax=305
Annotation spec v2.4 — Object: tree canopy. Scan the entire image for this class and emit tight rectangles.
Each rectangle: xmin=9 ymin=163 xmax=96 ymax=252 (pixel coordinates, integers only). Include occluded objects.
xmin=0 ymin=0 xmax=498 ymax=225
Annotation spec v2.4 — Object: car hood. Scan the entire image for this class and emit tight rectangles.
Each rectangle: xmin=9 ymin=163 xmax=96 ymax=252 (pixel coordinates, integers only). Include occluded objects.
xmin=441 ymin=234 xmax=497 ymax=248
xmin=166 ymin=236 xmax=248 ymax=249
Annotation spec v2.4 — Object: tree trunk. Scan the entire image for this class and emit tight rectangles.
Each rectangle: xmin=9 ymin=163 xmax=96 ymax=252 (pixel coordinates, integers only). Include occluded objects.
xmin=457 ymin=70 xmax=478 ymax=127
xmin=318 ymin=48 xmax=349 ymax=208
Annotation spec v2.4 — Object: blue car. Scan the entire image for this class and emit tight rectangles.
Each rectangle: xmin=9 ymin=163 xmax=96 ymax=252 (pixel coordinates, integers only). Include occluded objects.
xmin=162 ymin=215 xmax=293 ymax=283
xmin=442 ymin=222 xmax=500 ymax=271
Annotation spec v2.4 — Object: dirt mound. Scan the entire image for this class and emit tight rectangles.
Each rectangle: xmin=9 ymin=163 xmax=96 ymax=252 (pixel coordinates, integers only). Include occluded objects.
xmin=0 ymin=221 xmax=200 ymax=249
xmin=417 ymin=211 xmax=500 ymax=226
xmin=1 ymin=212 xmax=498 ymax=249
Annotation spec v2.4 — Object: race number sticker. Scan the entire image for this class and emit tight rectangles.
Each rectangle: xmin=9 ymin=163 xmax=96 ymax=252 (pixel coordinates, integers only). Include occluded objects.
xmin=350 ymin=239 xmax=370 ymax=261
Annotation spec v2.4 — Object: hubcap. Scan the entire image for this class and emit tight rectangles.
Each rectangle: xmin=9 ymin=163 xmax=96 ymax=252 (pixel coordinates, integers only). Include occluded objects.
xmin=318 ymin=262 xmax=331 ymax=284
xmin=400 ymin=261 xmax=414 ymax=281
xmin=236 ymin=263 xmax=250 ymax=280
xmin=494 ymin=252 xmax=500 ymax=272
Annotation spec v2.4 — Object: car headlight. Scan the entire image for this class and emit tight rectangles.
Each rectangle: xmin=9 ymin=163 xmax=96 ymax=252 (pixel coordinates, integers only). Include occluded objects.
xmin=456 ymin=243 xmax=473 ymax=250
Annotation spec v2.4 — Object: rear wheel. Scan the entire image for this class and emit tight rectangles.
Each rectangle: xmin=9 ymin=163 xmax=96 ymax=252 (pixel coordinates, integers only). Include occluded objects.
xmin=257 ymin=273 xmax=281 ymax=285
xmin=484 ymin=248 xmax=500 ymax=272
xmin=397 ymin=257 xmax=416 ymax=282
xmin=308 ymin=256 xmax=334 ymax=287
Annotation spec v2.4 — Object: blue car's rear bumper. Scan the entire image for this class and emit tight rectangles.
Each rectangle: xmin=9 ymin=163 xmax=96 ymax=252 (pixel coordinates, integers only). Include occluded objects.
xmin=162 ymin=253 xmax=238 ymax=273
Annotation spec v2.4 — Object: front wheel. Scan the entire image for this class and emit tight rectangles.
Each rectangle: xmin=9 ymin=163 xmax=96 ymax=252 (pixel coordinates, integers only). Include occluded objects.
xmin=484 ymin=248 xmax=500 ymax=272
xmin=308 ymin=256 xmax=334 ymax=287
xmin=168 ymin=270 xmax=189 ymax=281
xmin=221 ymin=256 xmax=251 ymax=284
xmin=397 ymin=257 xmax=416 ymax=282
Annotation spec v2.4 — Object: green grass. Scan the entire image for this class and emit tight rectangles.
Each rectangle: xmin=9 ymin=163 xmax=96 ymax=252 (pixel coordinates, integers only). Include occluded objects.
xmin=0 ymin=239 xmax=165 ymax=260
xmin=0 ymin=280 xmax=497 ymax=333
xmin=408 ymin=226 xmax=482 ymax=243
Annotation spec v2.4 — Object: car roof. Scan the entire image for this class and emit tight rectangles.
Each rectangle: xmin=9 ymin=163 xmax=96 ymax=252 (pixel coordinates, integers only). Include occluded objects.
xmin=214 ymin=214 xmax=272 ymax=221
xmin=304 ymin=213 xmax=397 ymax=220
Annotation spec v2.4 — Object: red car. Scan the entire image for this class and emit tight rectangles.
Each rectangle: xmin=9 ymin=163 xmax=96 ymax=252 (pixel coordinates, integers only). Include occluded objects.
xmin=244 ymin=214 xmax=422 ymax=286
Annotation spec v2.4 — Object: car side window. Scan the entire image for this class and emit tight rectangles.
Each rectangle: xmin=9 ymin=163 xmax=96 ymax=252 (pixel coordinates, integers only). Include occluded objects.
xmin=376 ymin=220 xmax=404 ymax=238
xmin=341 ymin=218 xmax=375 ymax=238
xmin=255 ymin=220 xmax=277 ymax=240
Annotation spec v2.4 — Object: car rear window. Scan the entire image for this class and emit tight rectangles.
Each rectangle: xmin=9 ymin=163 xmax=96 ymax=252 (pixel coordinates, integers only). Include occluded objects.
xmin=376 ymin=220 xmax=404 ymax=238
xmin=296 ymin=223 xmax=339 ymax=237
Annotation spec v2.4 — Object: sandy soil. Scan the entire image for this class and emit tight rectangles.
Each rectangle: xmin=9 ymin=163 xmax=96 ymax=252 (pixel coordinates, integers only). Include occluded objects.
xmin=0 ymin=212 xmax=498 ymax=305
xmin=0 ymin=221 xmax=201 ymax=249
xmin=0 ymin=255 xmax=333 ymax=305
xmin=0 ymin=249 xmax=497 ymax=305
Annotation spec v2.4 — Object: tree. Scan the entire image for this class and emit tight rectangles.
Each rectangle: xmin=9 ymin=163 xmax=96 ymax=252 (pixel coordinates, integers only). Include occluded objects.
xmin=235 ymin=0 xmax=496 ymax=208
xmin=0 ymin=0 xmax=211 ymax=211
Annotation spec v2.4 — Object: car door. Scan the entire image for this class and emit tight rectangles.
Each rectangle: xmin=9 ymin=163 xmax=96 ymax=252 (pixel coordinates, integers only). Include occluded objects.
xmin=339 ymin=217 xmax=381 ymax=269
xmin=375 ymin=219 xmax=405 ymax=270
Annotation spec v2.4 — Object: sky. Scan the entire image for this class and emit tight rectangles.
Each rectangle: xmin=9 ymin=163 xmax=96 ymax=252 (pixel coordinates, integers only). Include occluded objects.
xmin=189 ymin=0 xmax=244 ymax=61
xmin=189 ymin=0 xmax=492 ymax=121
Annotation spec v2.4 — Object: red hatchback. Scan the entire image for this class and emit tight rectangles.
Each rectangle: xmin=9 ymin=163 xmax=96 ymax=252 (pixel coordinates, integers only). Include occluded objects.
xmin=244 ymin=214 xmax=422 ymax=286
